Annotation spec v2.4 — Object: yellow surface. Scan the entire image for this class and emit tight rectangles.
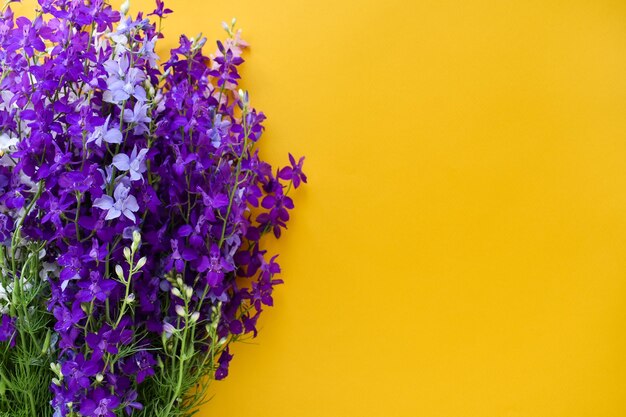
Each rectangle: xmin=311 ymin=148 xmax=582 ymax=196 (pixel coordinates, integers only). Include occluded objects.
xmin=17 ymin=0 xmax=626 ymax=415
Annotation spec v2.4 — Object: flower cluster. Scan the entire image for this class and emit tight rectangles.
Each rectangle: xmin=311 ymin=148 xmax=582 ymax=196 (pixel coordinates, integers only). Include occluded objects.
xmin=0 ymin=1 xmax=305 ymax=416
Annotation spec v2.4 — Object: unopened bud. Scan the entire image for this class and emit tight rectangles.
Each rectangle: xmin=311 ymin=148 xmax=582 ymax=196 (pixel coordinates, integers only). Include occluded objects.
xmin=195 ymin=37 xmax=207 ymax=49
xmin=184 ymin=285 xmax=193 ymax=300
xmin=95 ymin=373 xmax=104 ymax=383
xmin=163 ymin=322 xmax=176 ymax=336
xmin=189 ymin=312 xmax=200 ymax=323
xmin=171 ymin=288 xmax=182 ymax=299
xmin=115 ymin=265 xmax=124 ymax=280
xmin=126 ymin=293 xmax=135 ymax=303
xmin=135 ymin=256 xmax=147 ymax=270
xmin=120 ymin=0 xmax=130 ymax=15
xmin=175 ymin=304 xmax=186 ymax=317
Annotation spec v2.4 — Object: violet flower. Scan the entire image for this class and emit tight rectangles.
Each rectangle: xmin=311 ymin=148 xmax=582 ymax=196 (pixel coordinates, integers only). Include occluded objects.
xmin=112 ymin=147 xmax=149 ymax=182
xmin=93 ymin=183 xmax=140 ymax=221
xmin=80 ymin=388 xmax=120 ymax=417
xmin=87 ymin=116 xmax=123 ymax=146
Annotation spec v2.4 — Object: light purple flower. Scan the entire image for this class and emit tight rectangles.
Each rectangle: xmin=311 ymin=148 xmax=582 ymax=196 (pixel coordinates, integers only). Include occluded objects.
xmin=123 ymin=101 xmax=151 ymax=135
xmin=87 ymin=116 xmax=122 ymax=146
xmin=103 ymin=54 xmax=147 ymax=104
xmin=93 ymin=183 xmax=139 ymax=222
xmin=209 ymin=114 xmax=231 ymax=147
xmin=112 ymin=147 xmax=148 ymax=182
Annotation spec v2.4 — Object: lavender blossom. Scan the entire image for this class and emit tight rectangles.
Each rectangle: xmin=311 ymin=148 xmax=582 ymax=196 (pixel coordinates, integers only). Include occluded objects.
xmin=93 ymin=183 xmax=140 ymax=221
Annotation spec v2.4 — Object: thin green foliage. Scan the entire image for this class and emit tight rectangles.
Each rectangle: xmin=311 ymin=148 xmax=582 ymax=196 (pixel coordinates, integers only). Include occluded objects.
xmin=0 ymin=234 xmax=54 ymax=417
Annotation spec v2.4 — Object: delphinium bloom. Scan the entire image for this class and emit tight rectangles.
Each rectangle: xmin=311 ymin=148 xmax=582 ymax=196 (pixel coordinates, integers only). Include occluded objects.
xmin=0 ymin=0 xmax=304 ymax=416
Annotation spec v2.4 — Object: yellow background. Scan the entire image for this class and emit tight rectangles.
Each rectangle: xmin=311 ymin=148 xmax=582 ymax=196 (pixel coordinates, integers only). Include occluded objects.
xmin=17 ymin=0 xmax=626 ymax=415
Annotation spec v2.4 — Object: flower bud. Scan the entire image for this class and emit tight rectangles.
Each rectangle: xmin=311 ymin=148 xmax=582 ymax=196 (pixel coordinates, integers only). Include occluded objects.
xmin=120 ymin=0 xmax=130 ymax=16
xmin=189 ymin=312 xmax=200 ymax=323
xmin=50 ymin=362 xmax=62 ymax=378
xmin=175 ymin=304 xmax=186 ymax=317
xmin=184 ymin=285 xmax=193 ymax=300
xmin=163 ymin=322 xmax=176 ymax=337
xmin=96 ymin=373 xmax=104 ymax=383
xmin=135 ymin=256 xmax=147 ymax=270
xmin=123 ymin=247 xmax=131 ymax=260
xmin=171 ymin=288 xmax=182 ymax=299
xmin=41 ymin=330 xmax=51 ymax=354
xmin=126 ymin=293 xmax=135 ymax=303
xmin=194 ymin=37 xmax=207 ymax=50
xmin=132 ymin=228 xmax=141 ymax=240
xmin=115 ymin=265 xmax=124 ymax=280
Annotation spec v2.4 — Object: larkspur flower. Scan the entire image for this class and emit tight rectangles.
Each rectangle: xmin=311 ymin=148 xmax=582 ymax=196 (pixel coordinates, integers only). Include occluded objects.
xmin=79 ymin=388 xmax=120 ymax=417
xmin=0 ymin=315 xmax=16 ymax=347
xmin=103 ymin=54 xmax=147 ymax=104
xmin=53 ymin=303 xmax=85 ymax=332
xmin=93 ymin=182 xmax=140 ymax=221
xmin=122 ymin=101 xmax=151 ymax=134
xmin=87 ymin=116 xmax=123 ymax=146
xmin=112 ymin=147 xmax=149 ymax=181
xmin=279 ymin=154 xmax=307 ymax=188
xmin=76 ymin=272 xmax=117 ymax=303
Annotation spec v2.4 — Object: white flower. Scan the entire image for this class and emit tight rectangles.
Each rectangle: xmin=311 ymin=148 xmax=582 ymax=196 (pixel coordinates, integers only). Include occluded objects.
xmin=0 ymin=133 xmax=18 ymax=155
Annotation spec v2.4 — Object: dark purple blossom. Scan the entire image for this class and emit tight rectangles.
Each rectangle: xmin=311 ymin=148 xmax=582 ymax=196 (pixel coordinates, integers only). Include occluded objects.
xmin=80 ymin=388 xmax=120 ymax=417
xmin=279 ymin=154 xmax=307 ymax=188
xmin=53 ymin=303 xmax=85 ymax=332
xmin=0 ymin=315 xmax=16 ymax=347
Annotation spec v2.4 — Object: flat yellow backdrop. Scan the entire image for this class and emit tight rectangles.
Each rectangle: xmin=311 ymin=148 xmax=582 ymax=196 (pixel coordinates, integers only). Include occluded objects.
xmin=16 ymin=0 xmax=626 ymax=415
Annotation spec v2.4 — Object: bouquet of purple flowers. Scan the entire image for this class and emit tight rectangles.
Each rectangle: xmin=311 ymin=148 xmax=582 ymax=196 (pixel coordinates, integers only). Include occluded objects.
xmin=0 ymin=1 xmax=305 ymax=416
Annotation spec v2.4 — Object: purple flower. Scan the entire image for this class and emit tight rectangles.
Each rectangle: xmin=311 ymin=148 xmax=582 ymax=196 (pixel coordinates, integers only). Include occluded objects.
xmin=76 ymin=272 xmax=117 ymax=303
xmin=59 ymin=171 xmax=94 ymax=193
xmin=278 ymin=154 xmax=307 ymax=188
xmin=112 ymin=147 xmax=149 ymax=182
xmin=0 ymin=315 xmax=16 ymax=347
xmin=215 ymin=348 xmax=233 ymax=380
xmin=103 ymin=54 xmax=147 ymax=104
xmin=199 ymin=244 xmax=234 ymax=286
xmin=0 ymin=213 xmax=13 ymax=241
xmin=87 ymin=116 xmax=123 ymax=146
xmin=80 ymin=388 xmax=120 ymax=417
xmin=61 ymin=354 xmax=99 ymax=392
xmin=53 ymin=302 xmax=85 ymax=332
xmin=209 ymin=114 xmax=231 ymax=147
xmin=86 ymin=324 xmax=132 ymax=361
xmin=93 ymin=183 xmax=140 ymax=222
xmin=122 ymin=101 xmax=151 ymax=135
xmin=122 ymin=390 xmax=143 ymax=416
xmin=122 ymin=351 xmax=156 ymax=383
xmin=149 ymin=0 xmax=173 ymax=17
